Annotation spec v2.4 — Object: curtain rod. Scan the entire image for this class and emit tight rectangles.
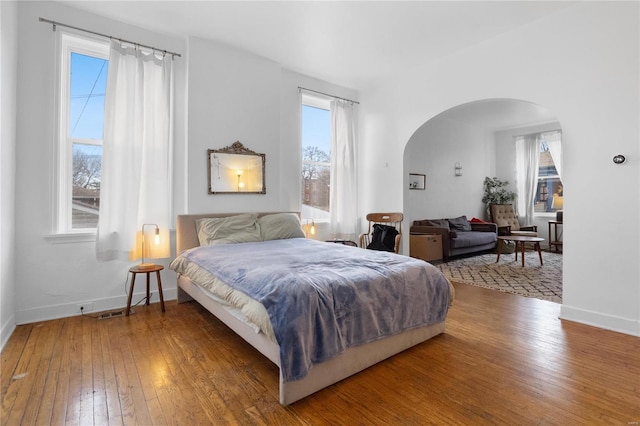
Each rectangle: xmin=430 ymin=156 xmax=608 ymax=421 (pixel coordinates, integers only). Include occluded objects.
xmin=39 ymin=17 xmax=182 ymax=58
xmin=512 ymin=129 xmax=562 ymax=139
xmin=298 ymin=87 xmax=359 ymax=105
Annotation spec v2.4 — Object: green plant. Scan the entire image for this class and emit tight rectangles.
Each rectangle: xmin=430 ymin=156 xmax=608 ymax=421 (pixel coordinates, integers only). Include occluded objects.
xmin=482 ymin=176 xmax=516 ymax=207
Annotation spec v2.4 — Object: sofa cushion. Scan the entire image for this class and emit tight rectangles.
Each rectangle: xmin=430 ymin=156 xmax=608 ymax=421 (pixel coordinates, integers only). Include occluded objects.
xmin=447 ymin=215 xmax=472 ymax=232
xmin=450 ymin=231 xmax=497 ymax=249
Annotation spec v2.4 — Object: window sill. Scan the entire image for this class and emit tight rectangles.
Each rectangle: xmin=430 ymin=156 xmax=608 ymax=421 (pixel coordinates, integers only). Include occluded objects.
xmin=533 ymin=212 xmax=558 ymax=218
xmin=44 ymin=231 xmax=97 ymax=244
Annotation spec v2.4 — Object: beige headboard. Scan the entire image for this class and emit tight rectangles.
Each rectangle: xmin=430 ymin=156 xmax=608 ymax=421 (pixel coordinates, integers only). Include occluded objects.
xmin=175 ymin=212 xmax=300 ymax=253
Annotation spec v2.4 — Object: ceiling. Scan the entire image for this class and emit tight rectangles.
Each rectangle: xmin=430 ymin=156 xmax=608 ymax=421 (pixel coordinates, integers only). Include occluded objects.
xmin=58 ymin=1 xmax=576 ymax=91
xmin=440 ymin=99 xmax=559 ymax=131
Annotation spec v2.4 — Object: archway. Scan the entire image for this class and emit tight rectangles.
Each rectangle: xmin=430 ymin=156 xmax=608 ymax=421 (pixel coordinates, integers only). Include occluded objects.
xmin=403 ymin=99 xmax=563 ymax=300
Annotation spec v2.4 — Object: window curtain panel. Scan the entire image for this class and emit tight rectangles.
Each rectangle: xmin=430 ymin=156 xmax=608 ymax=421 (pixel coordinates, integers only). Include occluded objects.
xmin=329 ymin=99 xmax=358 ymax=241
xmin=515 ymin=135 xmax=540 ymax=225
xmin=97 ymin=41 xmax=173 ymax=261
xmin=543 ymin=130 xmax=563 ymax=183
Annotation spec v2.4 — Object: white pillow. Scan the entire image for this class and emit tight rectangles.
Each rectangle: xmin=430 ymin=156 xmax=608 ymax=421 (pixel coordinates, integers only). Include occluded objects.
xmin=195 ymin=213 xmax=260 ymax=246
xmin=257 ymin=213 xmax=305 ymax=241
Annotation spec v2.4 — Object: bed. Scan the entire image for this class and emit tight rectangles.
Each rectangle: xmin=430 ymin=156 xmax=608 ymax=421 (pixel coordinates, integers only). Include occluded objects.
xmin=170 ymin=212 xmax=454 ymax=405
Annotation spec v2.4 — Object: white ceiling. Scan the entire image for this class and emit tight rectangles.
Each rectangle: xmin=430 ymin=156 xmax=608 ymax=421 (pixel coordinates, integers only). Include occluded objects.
xmin=440 ymin=99 xmax=558 ymax=130
xmin=55 ymin=1 xmax=564 ymax=129
xmin=58 ymin=1 xmax=576 ymax=92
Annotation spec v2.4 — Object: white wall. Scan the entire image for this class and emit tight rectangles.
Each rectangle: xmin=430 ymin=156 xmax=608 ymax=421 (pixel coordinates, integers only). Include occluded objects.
xmin=7 ymin=2 xmax=357 ymax=328
xmin=186 ymin=37 xmax=282 ymax=213
xmin=404 ymin=114 xmax=494 ymax=225
xmin=12 ymin=1 xmax=185 ymax=324
xmin=185 ymin=35 xmax=357 ymax=217
xmin=1 ymin=0 xmax=18 ymax=349
xmin=359 ymin=2 xmax=639 ymax=335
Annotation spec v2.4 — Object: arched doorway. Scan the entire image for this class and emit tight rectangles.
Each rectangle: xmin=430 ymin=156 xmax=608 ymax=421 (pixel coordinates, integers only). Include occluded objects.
xmin=403 ymin=99 xmax=563 ymax=302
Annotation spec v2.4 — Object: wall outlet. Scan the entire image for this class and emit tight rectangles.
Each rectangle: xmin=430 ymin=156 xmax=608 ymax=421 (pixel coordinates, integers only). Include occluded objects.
xmin=77 ymin=302 xmax=95 ymax=313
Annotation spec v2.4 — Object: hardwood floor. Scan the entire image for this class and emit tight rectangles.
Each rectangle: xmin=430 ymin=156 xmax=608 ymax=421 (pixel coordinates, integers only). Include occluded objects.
xmin=2 ymin=283 xmax=639 ymax=425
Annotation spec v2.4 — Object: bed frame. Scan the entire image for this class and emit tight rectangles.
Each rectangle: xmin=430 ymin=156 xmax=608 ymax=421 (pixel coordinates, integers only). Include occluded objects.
xmin=175 ymin=212 xmax=447 ymax=405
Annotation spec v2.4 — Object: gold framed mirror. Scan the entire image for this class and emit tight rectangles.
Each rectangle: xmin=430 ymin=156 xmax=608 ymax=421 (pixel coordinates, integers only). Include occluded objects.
xmin=207 ymin=141 xmax=266 ymax=194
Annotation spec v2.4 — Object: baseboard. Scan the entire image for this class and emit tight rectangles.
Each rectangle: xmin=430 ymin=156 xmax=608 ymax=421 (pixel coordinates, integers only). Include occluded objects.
xmin=14 ymin=288 xmax=177 ymax=325
xmin=560 ymin=305 xmax=640 ymax=337
xmin=1 ymin=314 xmax=17 ymax=352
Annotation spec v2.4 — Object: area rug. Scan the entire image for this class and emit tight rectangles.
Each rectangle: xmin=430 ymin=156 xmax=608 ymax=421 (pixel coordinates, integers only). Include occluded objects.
xmin=436 ymin=251 xmax=563 ymax=303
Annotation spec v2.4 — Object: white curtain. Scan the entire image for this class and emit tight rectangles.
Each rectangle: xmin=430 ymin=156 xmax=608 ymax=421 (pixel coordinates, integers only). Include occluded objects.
xmin=544 ymin=130 xmax=563 ymax=182
xmin=96 ymin=41 xmax=173 ymax=261
xmin=329 ymin=99 xmax=358 ymax=240
xmin=515 ymin=135 xmax=540 ymax=225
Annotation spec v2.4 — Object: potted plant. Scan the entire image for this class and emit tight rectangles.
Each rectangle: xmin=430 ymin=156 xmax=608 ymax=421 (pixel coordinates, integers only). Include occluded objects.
xmin=482 ymin=176 xmax=516 ymax=210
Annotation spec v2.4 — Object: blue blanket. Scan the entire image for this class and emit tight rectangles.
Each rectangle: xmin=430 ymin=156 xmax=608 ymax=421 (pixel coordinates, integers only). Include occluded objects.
xmin=179 ymin=238 xmax=452 ymax=382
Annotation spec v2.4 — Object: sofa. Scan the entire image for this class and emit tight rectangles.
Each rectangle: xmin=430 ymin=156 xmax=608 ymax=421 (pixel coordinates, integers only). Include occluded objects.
xmin=410 ymin=215 xmax=497 ymax=262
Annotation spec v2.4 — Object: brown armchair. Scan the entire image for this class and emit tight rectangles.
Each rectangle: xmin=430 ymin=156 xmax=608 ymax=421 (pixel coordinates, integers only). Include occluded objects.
xmin=489 ymin=204 xmax=537 ymax=236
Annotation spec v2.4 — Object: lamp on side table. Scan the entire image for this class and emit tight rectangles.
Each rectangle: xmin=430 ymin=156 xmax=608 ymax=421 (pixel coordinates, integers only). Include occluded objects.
xmin=127 ymin=224 xmax=170 ymax=316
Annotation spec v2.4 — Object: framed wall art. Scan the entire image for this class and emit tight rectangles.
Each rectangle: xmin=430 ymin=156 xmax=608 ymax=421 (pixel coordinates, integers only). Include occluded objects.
xmin=409 ymin=173 xmax=426 ymax=190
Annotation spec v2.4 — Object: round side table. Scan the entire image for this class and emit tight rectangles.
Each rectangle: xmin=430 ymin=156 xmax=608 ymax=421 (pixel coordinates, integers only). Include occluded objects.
xmin=126 ymin=264 xmax=165 ymax=316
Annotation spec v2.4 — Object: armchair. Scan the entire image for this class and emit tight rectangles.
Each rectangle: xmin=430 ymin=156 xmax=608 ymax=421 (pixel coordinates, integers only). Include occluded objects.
xmin=489 ymin=204 xmax=537 ymax=237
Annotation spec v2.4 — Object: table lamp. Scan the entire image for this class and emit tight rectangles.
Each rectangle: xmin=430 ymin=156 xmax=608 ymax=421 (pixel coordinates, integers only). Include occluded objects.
xmin=132 ymin=223 xmax=170 ymax=270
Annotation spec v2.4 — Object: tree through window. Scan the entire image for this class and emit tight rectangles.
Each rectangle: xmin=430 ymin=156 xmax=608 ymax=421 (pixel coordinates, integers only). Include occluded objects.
xmin=301 ymin=98 xmax=331 ymax=221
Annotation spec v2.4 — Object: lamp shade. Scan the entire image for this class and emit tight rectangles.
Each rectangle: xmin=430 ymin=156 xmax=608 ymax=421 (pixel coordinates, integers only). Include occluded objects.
xmin=551 ymin=195 xmax=564 ymax=210
xmin=129 ymin=225 xmax=170 ymax=262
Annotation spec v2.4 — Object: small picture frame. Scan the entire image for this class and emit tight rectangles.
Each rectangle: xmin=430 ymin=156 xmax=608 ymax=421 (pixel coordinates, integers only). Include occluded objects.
xmin=409 ymin=173 xmax=426 ymax=190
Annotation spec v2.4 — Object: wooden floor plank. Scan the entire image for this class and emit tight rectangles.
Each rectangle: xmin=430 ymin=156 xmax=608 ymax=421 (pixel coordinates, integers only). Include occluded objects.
xmin=1 ymin=282 xmax=639 ymax=425
xmin=23 ymin=320 xmax=62 ymax=425
xmin=0 ymin=325 xmax=30 ymax=399
xmin=64 ymin=317 xmax=84 ymax=426
xmin=35 ymin=322 xmax=64 ymax=425
xmin=2 ymin=322 xmax=49 ymax=425
xmin=50 ymin=322 xmax=73 ymax=425
xmin=88 ymin=319 xmax=108 ymax=426
xmin=79 ymin=318 xmax=96 ymax=426
xmin=0 ymin=325 xmax=31 ymax=422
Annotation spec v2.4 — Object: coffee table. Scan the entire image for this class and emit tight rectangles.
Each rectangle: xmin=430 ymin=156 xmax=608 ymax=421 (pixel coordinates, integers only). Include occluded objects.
xmin=496 ymin=235 xmax=545 ymax=267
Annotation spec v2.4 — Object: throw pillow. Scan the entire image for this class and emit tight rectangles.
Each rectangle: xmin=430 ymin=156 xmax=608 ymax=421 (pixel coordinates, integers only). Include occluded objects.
xmin=470 ymin=217 xmax=488 ymax=223
xmin=447 ymin=215 xmax=472 ymax=232
xmin=257 ymin=213 xmax=306 ymax=241
xmin=196 ymin=213 xmax=261 ymax=246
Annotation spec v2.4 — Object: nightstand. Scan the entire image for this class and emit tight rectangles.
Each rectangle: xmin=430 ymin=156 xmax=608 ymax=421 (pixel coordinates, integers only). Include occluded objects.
xmin=548 ymin=220 xmax=563 ymax=253
xmin=126 ymin=265 xmax=165 ymax=316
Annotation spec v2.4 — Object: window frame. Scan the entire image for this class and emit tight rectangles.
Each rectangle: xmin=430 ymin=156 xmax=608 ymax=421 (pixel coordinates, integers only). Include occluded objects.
xmin=53 ymin=30 xmax=109 ymax=237
xmin=515 ymin=131 xmax=562 ymax=219
xmin=533 ymin=137 xmax=562 ymax=218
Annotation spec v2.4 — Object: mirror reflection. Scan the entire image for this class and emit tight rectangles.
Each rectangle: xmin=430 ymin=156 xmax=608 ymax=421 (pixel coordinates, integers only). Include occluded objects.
xmin=207 ymin=141 xmax=266 ymax=194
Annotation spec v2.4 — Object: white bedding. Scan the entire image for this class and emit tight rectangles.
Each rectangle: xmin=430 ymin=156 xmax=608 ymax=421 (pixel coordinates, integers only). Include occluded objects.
xmin=170 ymin=256 xmax=276 ymax=340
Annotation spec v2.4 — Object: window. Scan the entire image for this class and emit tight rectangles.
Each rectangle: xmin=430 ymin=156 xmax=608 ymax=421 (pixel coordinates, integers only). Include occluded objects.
xmin=534 ymin=140 xmax=563 ymax=213
xmin=57 ymin=32 xmax=109 ymax=233
xmin=301 ymin=95 xmax=331 ymax=221
xmin=516 ymin=130 xmax=563 ymax=216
